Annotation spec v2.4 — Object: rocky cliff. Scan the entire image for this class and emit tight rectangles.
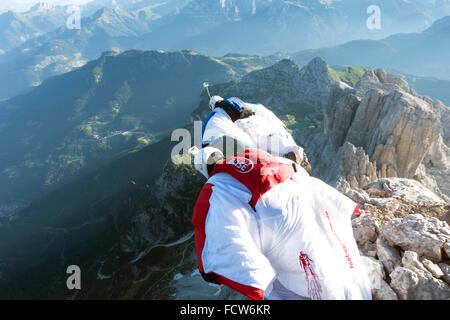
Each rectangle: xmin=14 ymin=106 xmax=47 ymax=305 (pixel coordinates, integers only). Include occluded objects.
xmin=295 ymin=68 xmax=450 ymax=202
xmin=348 ymin=178 xmax=450 ymax=300
xmin=192 ymin=57 xmax=337 ymax=124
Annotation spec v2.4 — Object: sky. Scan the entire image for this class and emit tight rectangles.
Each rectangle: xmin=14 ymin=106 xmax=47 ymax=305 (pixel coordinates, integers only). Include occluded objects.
xmin=0 ymin=0 xmax=94 ymax=13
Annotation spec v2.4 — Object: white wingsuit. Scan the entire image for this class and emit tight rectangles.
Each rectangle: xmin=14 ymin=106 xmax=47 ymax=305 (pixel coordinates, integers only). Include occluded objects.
xmin=192 ymin=148 xmax=372 ymax=300
xmin=201 ymin=97 xmax=305 ymax=160
xmin=193 ymin=98 xmax=371 ymax=300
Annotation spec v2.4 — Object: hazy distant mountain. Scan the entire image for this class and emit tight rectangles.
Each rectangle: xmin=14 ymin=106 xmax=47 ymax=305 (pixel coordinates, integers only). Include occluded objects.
xmin=331 ymin=0 xmax=450 ymax=35
xmin=137 ymin=0 xmax=450 ymax=55
xmin=0 ymin=7 xmax=154 ymax=99
xmin=0 ymin=1 xmax=189 ymax=54
xmin=2 ymin=0 xmax=450 ymax=100
xmin=398 ymin=73 xmax=450 ymax=107
xmin=0 ymin=4 xmax=70 ymax=53
xmin=82 ymin=0 xmax=191 ymax=16
xmin=292 ymin=16 xmax=450 ymax=80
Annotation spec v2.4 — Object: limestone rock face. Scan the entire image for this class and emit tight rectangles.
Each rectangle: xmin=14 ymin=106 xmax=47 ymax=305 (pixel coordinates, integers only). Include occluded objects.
xmin=345 ymin=178 xmax=449 ymax=226
xmin=402 ymin=251 xmax=431 ymax=274
xmin=348 ymin=177 xmax=449 ymax=300
xmin=192 ymin=57 xmax=335 ymax=121
xmin=439 ymin=263 xmax=450 ymax=285
xmin=346 ymin=89 xmax=440 ymax=179
xmin=373 ymin=280 xmax=399 ymax=300
xmin=355 ymin=69 xmax=414 ymax=97
xmin=376 ymin=237 xmax=402 ymax=274
xmin=352 ymin=213 xmax=378 ymax=257
xmin=445 ymin=241 xmax=450 ymax=260
xmin=296 ymin=67 xmax=449 ymax=200
xmin=380 ymin=214 xmax=450 ymax=263
xmin=420 ymin=135 xmax=450 ymax=202
xmin=422 ymin=259 xmax=445 ymax=279
xmin=361 ymin=255 xmax=398 ymax=300
xmin=324 ymin=82 xmax=361 ymax=150
xmin=339 ymin=142 xmax=378 ymax=189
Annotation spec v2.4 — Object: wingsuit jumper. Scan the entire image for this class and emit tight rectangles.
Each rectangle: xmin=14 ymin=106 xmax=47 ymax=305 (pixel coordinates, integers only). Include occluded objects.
xmin=201 ymin=96 xmax=312 ymax=174
xmin=191 ymin=97 xmax=372 ymax=300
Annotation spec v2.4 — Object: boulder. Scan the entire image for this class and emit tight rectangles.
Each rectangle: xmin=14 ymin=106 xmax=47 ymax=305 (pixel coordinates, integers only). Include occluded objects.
xmin=361 ymin=256 xmax=398 ymax=300
xmin=390 ymin=266 xmax=450 ymax=300
xmin=373 ymin=280 xmax=398 ymax=300
xmin=402 ymin=251 xmax=430 ymax=274
xmin=445 ymin=241 xmax=450 ymax=260
xmin=422 ymin=259 xmax=444 ymax=279
xmin=380 ymin=214 xmax=450 ymax=263
xmin=352 ymin=213 xmax=378 ymax=245
xmin=376 ymin=237 xmax=401 ymax=274
xmin=439 ymin=263 xmax=450 ymax=285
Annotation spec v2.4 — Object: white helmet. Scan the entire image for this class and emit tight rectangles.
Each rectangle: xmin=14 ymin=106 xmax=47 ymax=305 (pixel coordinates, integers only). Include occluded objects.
xmin=209 ymin=96 xmax=223 ymax=110
xmin=190 ymin=146 xmax=224 ymax=179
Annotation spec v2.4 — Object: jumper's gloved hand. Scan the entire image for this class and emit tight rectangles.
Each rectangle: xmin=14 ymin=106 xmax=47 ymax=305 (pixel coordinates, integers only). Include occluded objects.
xmin=284 ymin=150 xmax=312 ymax=175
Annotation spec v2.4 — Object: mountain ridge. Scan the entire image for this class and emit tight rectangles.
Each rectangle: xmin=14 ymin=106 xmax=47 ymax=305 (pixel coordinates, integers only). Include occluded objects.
xmin=292 ymin=15 xmax=450 ymax=80
xmin=2 ymin=1 xmax=450 ymax=100
xmin=0 ymin=48 xmax=278 ymax=209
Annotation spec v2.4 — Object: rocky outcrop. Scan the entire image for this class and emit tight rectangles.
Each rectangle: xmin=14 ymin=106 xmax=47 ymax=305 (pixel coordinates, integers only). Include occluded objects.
xmin=192 ymin=57 xmax=336 ymax=121
xmin=346 ymin=89 xmax=439 ymax=178
xmin=380 ymin=214 xmax=450 ymax=263
xmin=422 ymin=258 xmax=445 ymax=278
xmin=346 ymin=178 xmax=449 ymax=226
xmin=389 ymin=250 xmax=450 ymax=300
xmin=295 ymin=68 xmax=449 ymax=201
xmin=390 ymin=265 xmax=450 ymax=300
xmin=440 ymin=263 xmax=450 ymax=285
xmin=348 ymin=177 xmax=450 ymax=300
xmin=339 ymin=143 xmax=378 ymax=189
xmin=324 ymin=82 xmax=361 ymax=149
xmin=352 ymin=213 xmax=379 ymax=257
xmin=361 ymin=256 xmax=398 ymax=300
xmin=376 ymin=237 xmax=401 ymax=274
